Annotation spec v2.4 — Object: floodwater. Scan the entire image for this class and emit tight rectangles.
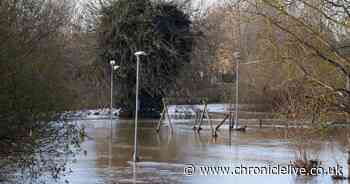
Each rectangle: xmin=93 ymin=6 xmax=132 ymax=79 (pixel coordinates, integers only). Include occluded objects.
xmin=65 ymin=119 xmax=350 ymax=184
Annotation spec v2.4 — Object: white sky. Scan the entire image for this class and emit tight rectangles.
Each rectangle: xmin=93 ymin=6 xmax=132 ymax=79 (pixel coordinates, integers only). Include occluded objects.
xmin=77 ymin=0 xmax=219 ymax=7
xmin=193 ymin=0 xmax=218 ymax=7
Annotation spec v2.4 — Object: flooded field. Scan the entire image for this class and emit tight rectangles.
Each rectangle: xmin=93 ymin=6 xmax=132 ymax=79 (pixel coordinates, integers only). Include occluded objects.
xmin=65 ymin=119 xmax=350 ymax=184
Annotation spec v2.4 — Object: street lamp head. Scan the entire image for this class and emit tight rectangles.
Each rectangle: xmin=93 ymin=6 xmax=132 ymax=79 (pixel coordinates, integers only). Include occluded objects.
xmin=134 ymin=51 xmax=147 ymax=56
xmin=110 ymin=60 xmax=116 ymax=65
xmin=113 ymin=65 xmax=120 ymax=70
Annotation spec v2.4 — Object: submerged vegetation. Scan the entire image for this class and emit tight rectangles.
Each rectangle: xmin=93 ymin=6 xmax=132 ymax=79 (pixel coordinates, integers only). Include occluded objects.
xmin=0 ymin=0 xmax=85 ymax=183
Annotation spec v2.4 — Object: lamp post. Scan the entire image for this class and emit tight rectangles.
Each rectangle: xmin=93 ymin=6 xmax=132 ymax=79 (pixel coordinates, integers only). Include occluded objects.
xmin=133 ymin=51 xmax=147 ymax=162
xmin=109 ymin=60 xmax=119 ymax=168
xmin=233 ymin=52 xmax=240 ymax=129
xmin=110 ymin=60 xmax=120 ymax=119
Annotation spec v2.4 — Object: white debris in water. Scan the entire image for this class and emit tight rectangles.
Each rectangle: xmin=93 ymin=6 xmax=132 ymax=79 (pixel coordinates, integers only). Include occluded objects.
xmin=127 ymin=161 xmax=187 ymax=169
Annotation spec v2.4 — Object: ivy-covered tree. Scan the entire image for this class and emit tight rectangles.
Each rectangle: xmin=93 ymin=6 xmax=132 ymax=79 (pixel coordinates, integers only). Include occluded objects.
xmin=97 ymin=0 xmax=193 ymax=116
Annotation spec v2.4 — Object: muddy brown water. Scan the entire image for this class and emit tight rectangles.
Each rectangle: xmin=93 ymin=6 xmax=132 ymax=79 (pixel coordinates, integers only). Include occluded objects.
xmin=65 ymin=119 xmax=350 ymax=184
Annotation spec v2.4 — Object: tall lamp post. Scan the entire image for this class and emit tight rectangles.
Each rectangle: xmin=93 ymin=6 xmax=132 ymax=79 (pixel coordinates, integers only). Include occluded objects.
xmin=133 ymin=51 xmax=147 ymax=162
xmin=109 ymin=60 xmax=119 ymax=168
xmin=110 ymin=60 xmax=120 ymax=120
xmin=233 ymin=52 xmax=240 ymax=129
xmin=233 ymin=0 xmax=242 ymax=130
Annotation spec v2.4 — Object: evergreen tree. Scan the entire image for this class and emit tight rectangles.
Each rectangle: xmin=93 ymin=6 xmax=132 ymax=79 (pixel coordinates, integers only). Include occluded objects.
xmin=97 ymin=0 xmax=193 ymax=116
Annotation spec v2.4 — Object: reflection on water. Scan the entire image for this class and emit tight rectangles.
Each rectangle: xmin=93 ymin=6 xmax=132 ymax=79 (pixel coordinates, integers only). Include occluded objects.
xmin=65 ymin=119 xmax=350 ymax=184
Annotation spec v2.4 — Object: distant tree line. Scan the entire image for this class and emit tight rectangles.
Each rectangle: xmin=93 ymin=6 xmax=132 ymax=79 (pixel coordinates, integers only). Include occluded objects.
xmin=176 ymin=0 xmax=350 ymax=122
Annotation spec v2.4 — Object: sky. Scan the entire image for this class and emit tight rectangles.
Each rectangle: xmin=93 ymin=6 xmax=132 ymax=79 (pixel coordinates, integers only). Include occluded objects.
xmin=193 ymin=0 xmax=219 ymax=8
xmin=77 ymin=0 xmax=219 ymax=8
